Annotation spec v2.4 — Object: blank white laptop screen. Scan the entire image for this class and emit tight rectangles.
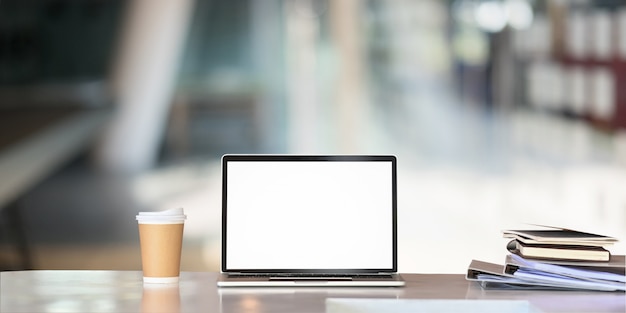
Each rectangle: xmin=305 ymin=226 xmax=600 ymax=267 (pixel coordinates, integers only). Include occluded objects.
xmin=223 ymin=156 xmax=395 ymax=272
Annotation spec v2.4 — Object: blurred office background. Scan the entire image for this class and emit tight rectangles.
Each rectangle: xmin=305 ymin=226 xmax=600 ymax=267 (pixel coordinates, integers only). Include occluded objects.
xmin=1 ymin=0 xmax=625 ymax=273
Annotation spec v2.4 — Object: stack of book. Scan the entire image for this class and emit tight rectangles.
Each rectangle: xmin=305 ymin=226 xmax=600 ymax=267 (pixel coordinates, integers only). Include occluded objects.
xmin=466 ymin=226 xmax=625 ymax=291
xmin=503 ymin=228 xmax=615 ymax=262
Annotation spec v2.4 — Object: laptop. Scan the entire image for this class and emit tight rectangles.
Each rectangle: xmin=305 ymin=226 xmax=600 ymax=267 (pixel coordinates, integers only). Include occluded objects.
xmin=217 ymin=155 xmax=405 ymax=287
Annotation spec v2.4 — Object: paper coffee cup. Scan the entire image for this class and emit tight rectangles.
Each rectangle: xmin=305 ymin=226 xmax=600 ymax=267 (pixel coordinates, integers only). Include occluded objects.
xmin=137 ymin=208 xmax=186 ymax=283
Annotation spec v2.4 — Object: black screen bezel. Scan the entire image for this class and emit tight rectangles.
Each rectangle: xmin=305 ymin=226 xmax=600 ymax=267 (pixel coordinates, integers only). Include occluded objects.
xmin=221 ymin=154 xmax=398 ymax=274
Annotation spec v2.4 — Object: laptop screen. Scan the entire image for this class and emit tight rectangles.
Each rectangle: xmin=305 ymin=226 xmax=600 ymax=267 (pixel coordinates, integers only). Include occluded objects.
xmin=222 ymin=155 xmax=397 ymax=273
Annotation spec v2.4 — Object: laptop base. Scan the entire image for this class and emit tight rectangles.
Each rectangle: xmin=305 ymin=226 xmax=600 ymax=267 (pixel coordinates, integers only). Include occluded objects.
xmin=217 ymin=273 xmax=405 ymax=287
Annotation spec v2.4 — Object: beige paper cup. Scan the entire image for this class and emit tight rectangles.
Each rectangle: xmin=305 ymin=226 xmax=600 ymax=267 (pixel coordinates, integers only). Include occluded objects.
xmin=137 ymin=208 xmax=186 ymax=284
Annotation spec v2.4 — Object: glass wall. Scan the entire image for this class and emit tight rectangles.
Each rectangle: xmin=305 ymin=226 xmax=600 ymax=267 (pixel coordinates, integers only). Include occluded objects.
xmin=165 ymin=0 xmax=626 ymax=272
xmin=1 ymin=0 xmax=624 ymax=273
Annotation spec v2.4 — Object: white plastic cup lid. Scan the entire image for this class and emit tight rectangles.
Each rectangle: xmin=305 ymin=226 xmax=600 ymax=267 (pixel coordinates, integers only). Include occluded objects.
xmin=136 ymin=208 xmax=186 ymax=223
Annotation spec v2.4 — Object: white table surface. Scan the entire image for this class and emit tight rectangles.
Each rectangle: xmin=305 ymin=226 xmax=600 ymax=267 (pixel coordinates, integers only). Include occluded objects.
xmin=1 ymin=270 xmax=624 ymax=313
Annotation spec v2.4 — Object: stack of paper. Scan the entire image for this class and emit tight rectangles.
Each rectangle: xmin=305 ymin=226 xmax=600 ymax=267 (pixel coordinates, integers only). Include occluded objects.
xmin=466 ymin=226 xmax=625 ymax=292
xmin=467 ymin=255 xmax=625 ymax=291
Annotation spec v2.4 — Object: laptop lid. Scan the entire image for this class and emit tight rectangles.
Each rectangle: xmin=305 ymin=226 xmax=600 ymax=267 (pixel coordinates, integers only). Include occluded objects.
xmin=221 ymin=155 xmax=397 ymax=274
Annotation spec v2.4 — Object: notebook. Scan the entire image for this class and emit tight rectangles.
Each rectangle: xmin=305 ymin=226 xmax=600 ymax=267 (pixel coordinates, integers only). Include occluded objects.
xmin=216 ymin=155 xmax=405 ymax=287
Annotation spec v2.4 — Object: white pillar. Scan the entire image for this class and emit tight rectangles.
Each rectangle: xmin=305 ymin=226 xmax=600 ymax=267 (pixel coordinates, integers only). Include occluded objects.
xmin=95 ymin=0 xmax=194 ymax=172
xmin=250 ymin=0 xmax=286 ymax=153
xmin=329 ymin=0 xmax=367 ymax=153
xmin=284 ymin=0 xmax=322 ymax=154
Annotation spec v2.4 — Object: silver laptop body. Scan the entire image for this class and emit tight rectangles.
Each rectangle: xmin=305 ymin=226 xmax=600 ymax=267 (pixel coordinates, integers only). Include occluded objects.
xmin=217 ymin=155 xmax=404 ymax=287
